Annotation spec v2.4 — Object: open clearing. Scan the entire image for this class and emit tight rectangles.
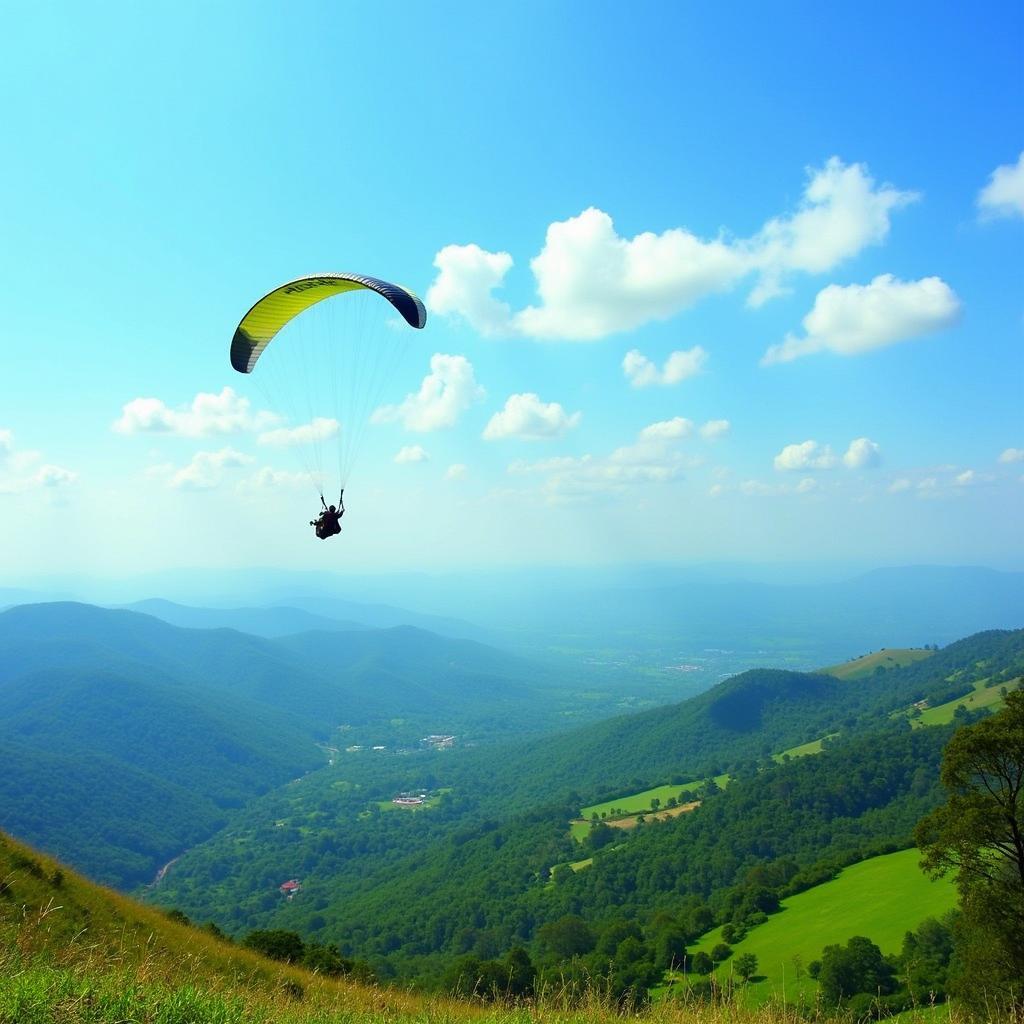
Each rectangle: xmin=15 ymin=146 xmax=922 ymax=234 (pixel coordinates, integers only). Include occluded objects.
xmin=774 ymin=734 xmax=838 ymax=761
xmin=823 ymin=648 xmax=933 ymax=680
xmin=580 ymin=773 xmax=730 ymax=820
xmin=671 ymin=848 xmax=957 ymax=1007
xmin=910 ymin=677 xmax=1020 ymax=727
xmin=572 ymin=800 xmax=701 ymax=837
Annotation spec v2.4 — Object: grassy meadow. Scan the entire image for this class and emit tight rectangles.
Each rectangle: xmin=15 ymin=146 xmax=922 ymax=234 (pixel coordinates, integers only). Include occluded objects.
xmin=910 ymin=677 xmax=1020 ymax=727
xmin=823 ymin=650 xmax=934 ymax=681
xmin=672 ymin=849 xmax=957 ymax=1009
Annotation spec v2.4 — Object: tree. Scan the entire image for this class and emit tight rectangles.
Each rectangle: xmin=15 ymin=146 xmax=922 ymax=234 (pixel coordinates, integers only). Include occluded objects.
xmin=916 ymin=690 xmax=1024 ymax=1013
xmin=817 ymin=936 xmax=895 ymax=1004
xmin=690 ymin=950 xmax=714 ymax=975
xmin=537 ymin=915 xmax=596 ymax=959
xmin=710 ymin=942 xmax=733 ymax=962
xmin=243 ymin=929 xmax=305 ymax=963
xmin=735 ymin=952 xmax=758 ymax=981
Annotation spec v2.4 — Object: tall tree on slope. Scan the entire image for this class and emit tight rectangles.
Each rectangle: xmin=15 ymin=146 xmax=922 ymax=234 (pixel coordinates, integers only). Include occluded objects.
xmin=916 ymin=689 xmax=1024 ymax=1017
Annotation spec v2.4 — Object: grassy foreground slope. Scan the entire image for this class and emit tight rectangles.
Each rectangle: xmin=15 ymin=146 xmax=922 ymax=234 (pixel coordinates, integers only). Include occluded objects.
xmin=5 ymin=828 xmax=964 ymax=1024
xmin=683 ymin=849 xmax=957 ymax=1008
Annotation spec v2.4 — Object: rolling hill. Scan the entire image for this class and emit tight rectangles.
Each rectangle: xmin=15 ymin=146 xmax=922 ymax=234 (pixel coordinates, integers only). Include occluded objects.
xmin=0 ymin=602 xmax=559 ymax=887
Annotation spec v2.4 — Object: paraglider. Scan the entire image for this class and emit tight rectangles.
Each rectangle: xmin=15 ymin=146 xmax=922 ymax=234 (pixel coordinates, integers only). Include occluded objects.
xmin=311 ymin=494 xmax=344 ymax=540
xmin=230 ymin=273 xmax=426 ymax=537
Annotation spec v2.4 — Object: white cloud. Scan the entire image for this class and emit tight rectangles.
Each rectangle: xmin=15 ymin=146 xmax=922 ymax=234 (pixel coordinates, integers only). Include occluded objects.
xmin=428 ymin=158 xmax=915 ymax=341
xmin=239 ymin=467 xmax=309 ymax=491
xmin=623 ymin=346 xmax=708 ymax=387
xmin=426 ymin=244 xmax=514 ymax=336
xmin=999 ymin=447 xmax=1024 ymax=464
xmin=506 ymin=418 xmax=698 ymax=502
xmin=639 ymin=417 xmax=693 ymax=441
xmin=258 ymin=417 xmax=339 ymax=447
xmin=888 ymin=478 xmax=912 ymax=493
xmin=955 ymin=469 xmax=976 ymax=487
xmin=166 ymin=448 xmax=254 ymax=490
xmin=773 ymin=440 xmax=838 ymax=471
xmin=977 ymin=152 xmax=1024 ymax=220
xmin=34 ymin=465 xmax=77 ymax=488
xmin=795 ymin=477 xmax=818 ymax=494
xmin=762 ymin=275 xmax=961 ymax=365
xmin=0 ymin=430 xmax=76 ymax=495
xmin=843 ymin=437 xmax=882 ymax=469
xmin=747 ymin=157 xmax=917 ymax=305
xmin=395 ymin=445 xmax=429 ymax=464
xmin=740 ymin=479 xmax=781 ymax=497
xmin=445 ymin=463 xmax=468 ymax=481
xmin=700 ymin=419 xmax=730 ymax=440
xmin=113 ymin=387 xmax=278 ymax=437
xmin=372 ymin=354 xmax=484 ymax=432
xmin=483 ymin=393 xmax=581 ymax=441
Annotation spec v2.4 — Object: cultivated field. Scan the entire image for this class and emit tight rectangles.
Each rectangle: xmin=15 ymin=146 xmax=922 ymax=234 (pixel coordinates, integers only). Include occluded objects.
xmin=580 ymin=774 xmax=731 ymax=820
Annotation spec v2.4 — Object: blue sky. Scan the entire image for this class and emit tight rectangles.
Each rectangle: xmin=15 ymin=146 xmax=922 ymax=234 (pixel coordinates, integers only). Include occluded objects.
xmin=1 ymin=2 xmax=1022 ymax=576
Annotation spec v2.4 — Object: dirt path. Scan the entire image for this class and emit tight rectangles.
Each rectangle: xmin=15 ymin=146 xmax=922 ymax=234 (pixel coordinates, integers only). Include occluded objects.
xmin=150 ymin=854 xmax=182 ymax=888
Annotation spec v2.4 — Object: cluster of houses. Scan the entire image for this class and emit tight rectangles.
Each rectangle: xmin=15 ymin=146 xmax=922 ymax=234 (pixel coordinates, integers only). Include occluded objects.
xmin=392 ymin=791 xmax=429 ymax=806
xmin=421 ymin=734 xmax=456 ymax=749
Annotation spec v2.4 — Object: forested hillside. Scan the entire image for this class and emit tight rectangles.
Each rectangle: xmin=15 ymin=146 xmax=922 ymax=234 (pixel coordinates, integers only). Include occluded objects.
xmin=150 ymin=627 xmax=1023 ymax=992
xmin=0 ymin=602 xmax=568 ymax=886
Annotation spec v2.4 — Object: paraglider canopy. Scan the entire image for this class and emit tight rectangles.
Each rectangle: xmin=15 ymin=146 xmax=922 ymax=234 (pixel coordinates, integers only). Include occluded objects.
xmin=229 ymin=271 xmax=427 ymax=496
xmin=231 ymin=273 xmax=426 ymax=374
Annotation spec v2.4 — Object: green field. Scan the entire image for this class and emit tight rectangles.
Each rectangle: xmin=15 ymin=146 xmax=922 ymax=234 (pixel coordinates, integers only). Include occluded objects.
xmin=824 ymin=648 xmax=934 ymax=680
xmin=911 ymin=678 xmax=1019 ymax=727
xmin=580 ymin=774 xmax=730 ymax=819
xmin=677 ymin=848 xmax=957 ymax=1008
xmin=773 ymin=734 xmax=838 ymax=761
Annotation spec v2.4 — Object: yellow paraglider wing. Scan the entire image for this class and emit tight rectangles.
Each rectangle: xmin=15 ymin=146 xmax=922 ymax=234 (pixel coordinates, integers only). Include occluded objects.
xmin=230 ymin=272 xmax=426 ymax=374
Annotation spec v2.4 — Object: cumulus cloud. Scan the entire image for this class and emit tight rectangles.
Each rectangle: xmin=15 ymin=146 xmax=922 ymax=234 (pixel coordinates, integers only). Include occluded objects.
xmin=623 ymin=346 xmax=708 ymax=387
xmin=445 ymin=463 xmax=468 ymax=481
xmin=426 ymin=245 xmax=514 ymax=336
xmin=35 ymin=465 xmax=78 ymax=488
xmin=762 ymin=275 xmax=961 ymax=365
xmin=395 ymin=445 xmax=429 ymax=464
xmin=700 ymin=419 xmax=730 ymax=440
xmin=113 ymin=387 xmax=278 ymax=437
xmin=0 ymin=429 xmax=76 ymax=495
xmin=746 ymin=157 xmax=917 ymax=304
xmin=428 ymin=158 xmax=915 ymax=340
xmin=483 ymin=393 xmax=581 ymax=441
xmin=843 ymin=437 xmax=882 ymax=469
xmin=239 ymin=467 xmax=309 ymax=491
xmin=977 ymin=152 xmax=1024 ymax=220
xmin=372 ymin=354 xmax=484 ymax=432
xmin=258 ymin=417 xmax=339 ymax=447
xmin=773 ymin=440 xmax=838 ymax=471
xmin=156 ymin=448 xmax=254 ymax=490
xmin=999 ymin=447 xmax=1024 ymax=464
xmin=955 ymin=469 xmax=976 ymax=487
xmin=640 ymin=417 xmax=693 ymax=441
xmin=506 ymin=418 xmax=698 ymax=502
